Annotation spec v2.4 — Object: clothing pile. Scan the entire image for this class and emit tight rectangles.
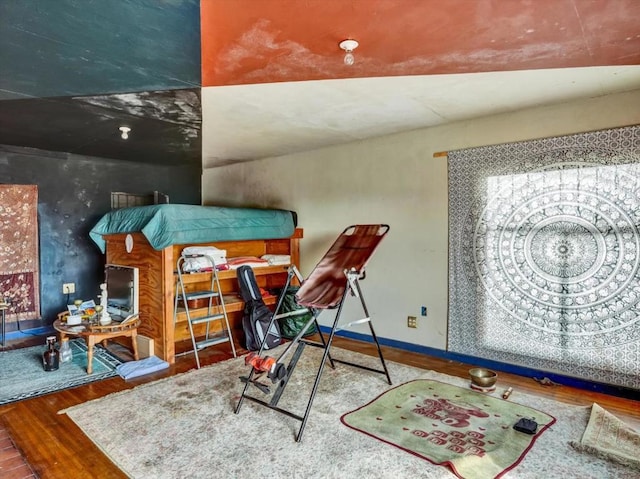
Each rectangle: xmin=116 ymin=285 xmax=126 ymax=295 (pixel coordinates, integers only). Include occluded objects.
xmin=226 ymin=254 xmax=292 ymax=270
xmin=226 ymin=256 xmax=269 ymax=269
xmin=261 ymin=254 xmax=291 ymax=266
xmin=181 ymin=246 xmax=227 ymax=272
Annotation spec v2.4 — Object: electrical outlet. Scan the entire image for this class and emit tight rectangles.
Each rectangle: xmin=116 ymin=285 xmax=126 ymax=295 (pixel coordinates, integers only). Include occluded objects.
xmin=407 ymin=315 xmax=417 ymax=328
xmin=421 ymin=306 xmax=427 ymax=317
xmin=62 ymin=282 xmax=75 ymax=294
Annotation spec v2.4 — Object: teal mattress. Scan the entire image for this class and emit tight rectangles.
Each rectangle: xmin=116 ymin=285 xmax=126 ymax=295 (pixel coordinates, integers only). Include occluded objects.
xmin=90 ymin=204 xmax=296 ymax=252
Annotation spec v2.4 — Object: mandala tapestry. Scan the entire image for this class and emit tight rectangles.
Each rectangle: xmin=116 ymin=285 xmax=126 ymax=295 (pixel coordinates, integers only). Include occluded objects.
xmin=0 ymin=185 xmax=40 ymax=321
xmin=448 ymin=125 xmax=640 ymax=390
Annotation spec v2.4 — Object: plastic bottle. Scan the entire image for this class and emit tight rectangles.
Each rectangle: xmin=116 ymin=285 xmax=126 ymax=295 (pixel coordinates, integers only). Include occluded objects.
xmin=59 ymin=337 xmax=73 ymax=363
xmin=43 ymin=336 xmax=60 ymax=371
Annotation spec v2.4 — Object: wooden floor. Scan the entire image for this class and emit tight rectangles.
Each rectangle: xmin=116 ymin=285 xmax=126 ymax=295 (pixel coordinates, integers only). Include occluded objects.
xmin=0 ymin=426 xmax=36 ymax=479
xmin=1 ymin=333 xmax=639 ymax=479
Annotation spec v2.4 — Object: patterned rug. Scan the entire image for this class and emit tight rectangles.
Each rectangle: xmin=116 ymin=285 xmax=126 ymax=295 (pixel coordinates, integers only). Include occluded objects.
xmin=0 ymin=184 xmax=40 ymax=321
xmin=571 ymin=403 xmax=640 ymax=471
xmin=448 ymin=125 xmax=640 ymax=390
xmin=59 ymin=347 xmax=638 ymax=479
xmin=341 ymin=379 xmax=554 ymax=479
xmin=0 ymin=339 xmax=122 ymax=405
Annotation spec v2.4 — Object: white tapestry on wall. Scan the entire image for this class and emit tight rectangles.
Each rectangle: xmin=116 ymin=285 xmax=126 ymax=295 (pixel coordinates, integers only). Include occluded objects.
xmin=448 ymin=125 xmax=640 ymax=390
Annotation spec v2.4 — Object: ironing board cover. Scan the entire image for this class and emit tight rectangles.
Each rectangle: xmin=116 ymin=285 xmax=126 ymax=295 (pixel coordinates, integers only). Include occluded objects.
xmin=295 ymin=225 xmax=389 ymax=309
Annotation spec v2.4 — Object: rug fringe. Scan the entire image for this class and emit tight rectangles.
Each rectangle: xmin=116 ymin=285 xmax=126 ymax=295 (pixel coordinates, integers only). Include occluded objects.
xmin=569 ymin=441 xmax=640 ymax=471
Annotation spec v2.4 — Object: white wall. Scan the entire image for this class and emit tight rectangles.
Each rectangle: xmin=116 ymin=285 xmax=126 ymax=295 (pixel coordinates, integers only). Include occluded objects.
xmin=202 ymin=90 xmax=640 ymax=351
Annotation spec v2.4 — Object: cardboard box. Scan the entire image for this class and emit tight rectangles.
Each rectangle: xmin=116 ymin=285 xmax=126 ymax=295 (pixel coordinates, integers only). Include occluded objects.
xmin=135 ymin=334 xmax=155 ymax=358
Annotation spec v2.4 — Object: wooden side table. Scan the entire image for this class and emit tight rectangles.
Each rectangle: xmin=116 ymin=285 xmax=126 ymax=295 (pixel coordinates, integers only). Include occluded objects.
xmin=53 ymin=315 xmax=140 ymax=374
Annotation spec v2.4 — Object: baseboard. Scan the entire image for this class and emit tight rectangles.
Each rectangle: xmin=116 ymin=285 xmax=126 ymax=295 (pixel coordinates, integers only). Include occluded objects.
xmin=4 ymin=325 xmax=54 ymax=341
xmin=320 ymin=326 xmax=640 ymax=401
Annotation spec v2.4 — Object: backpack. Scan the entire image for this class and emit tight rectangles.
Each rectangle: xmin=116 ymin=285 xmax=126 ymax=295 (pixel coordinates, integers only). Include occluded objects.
xmin=237 ymin=265 xmax=282 ymax=351
xmin=277 ymin=286 xmax=317 ymax=339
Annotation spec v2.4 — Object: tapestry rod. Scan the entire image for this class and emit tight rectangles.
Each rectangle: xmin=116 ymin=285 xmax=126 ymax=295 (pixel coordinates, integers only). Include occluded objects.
xmin=433 ymin=151 xmax=448 ymax=158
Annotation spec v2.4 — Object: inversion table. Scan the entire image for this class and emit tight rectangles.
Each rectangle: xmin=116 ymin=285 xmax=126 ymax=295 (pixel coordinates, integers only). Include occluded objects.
xmin=234 ymin=224 xmax=392 ymax=441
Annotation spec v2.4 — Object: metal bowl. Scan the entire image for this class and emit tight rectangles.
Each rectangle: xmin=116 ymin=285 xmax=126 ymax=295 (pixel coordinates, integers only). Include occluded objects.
xmin=469 ymin=368 xmax=498 ymax=388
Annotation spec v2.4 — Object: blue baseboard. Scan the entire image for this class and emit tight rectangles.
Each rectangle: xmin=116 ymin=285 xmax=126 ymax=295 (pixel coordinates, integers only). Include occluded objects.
xmin=3 ymin=325 xmax=54 ymax=341
xmin=321 ymin=326 xmax=640 ymax=401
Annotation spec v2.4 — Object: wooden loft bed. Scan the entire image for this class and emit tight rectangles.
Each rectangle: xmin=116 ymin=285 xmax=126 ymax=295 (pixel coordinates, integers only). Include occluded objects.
xmin=102 ymin=228 xmax=303 ymax=363
xmin=91 ymin=204 xmax=301 ymax=363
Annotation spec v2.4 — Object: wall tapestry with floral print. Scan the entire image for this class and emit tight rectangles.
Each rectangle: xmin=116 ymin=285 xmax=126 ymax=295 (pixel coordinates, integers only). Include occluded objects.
xmin=448 ymin=125 xmax=640 ymax=390
xmin=0 ymin=185 xmax=40 ymax=321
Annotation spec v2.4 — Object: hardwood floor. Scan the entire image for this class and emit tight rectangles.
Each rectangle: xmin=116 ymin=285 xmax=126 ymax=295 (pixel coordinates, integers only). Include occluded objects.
xmin=1 ymin=334 xmax=639 ymax=479
xmin=0 ymin=426 xmax=36 ymax=479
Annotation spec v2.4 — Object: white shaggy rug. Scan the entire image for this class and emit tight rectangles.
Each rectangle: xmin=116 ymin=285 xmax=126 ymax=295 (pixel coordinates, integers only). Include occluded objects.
xmin=60 ymin=346 xmax=638 ymax=479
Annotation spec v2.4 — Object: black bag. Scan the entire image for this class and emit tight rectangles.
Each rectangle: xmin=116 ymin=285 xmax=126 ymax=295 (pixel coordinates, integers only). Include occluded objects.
xmin=513 ymin=417 xmax=538 ymax=435
xmin=237 ymin=265 xmax=262 ymax=303
xmin=237 ymin=266 xmax=282 ymax=351
xmin=242 ymin=299 xmax=281 ymax=351
xmin=277 ymin=286 xmax=317 ymax=339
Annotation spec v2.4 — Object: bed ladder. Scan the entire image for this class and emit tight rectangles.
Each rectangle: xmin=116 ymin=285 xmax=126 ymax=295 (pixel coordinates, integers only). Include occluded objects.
xmin=174 ymin=254 xmax=236 ymax=368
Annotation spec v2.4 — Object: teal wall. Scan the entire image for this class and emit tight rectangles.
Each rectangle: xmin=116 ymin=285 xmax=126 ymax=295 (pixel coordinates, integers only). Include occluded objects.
xmin=0 ymin=145 xmax=201 ymax=327
xmin=0 ymin=0 xmax=201 ymax=100
xmin=0 ymin=1 xmax=203 ymax=329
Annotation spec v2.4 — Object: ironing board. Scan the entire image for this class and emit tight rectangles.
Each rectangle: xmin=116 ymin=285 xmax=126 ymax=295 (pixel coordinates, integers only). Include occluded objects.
xmin=235 ymin=225 xmax=391 ymax=442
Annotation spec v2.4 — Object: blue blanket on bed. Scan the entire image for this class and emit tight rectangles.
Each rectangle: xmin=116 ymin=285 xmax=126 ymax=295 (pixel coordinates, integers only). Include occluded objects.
xmin=89 ymin=204 xmax=296 ymax=252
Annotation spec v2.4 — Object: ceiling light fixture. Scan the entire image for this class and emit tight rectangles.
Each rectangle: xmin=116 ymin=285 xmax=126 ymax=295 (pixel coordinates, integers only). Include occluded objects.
xmin=339 ymin=39 xmax=359 ymax=66
xmin=119 ymin=126 xmax=131 ymax=140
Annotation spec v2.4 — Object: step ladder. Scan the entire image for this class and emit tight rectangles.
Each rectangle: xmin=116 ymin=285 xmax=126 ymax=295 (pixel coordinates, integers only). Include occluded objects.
xmin=174 ymin=254 xmax=236 ymax=368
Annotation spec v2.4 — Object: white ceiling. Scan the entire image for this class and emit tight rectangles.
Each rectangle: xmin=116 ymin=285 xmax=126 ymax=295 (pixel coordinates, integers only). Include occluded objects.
xmin=202 ymin=66 xmax=640 ymax=168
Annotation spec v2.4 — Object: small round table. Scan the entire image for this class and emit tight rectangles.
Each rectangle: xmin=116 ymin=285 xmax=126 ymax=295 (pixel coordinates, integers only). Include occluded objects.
xmin=53 ymin=316 xmax=140 ymax=374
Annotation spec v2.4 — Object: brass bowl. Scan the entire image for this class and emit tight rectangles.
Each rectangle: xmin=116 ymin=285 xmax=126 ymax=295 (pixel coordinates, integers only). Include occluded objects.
xmin=469 ymin=368 xmax=498 ymax=388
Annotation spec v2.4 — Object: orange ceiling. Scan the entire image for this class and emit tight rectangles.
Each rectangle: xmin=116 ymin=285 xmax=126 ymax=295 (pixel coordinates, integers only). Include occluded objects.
xmin=201 ymin=0 xmax=640 ymax=87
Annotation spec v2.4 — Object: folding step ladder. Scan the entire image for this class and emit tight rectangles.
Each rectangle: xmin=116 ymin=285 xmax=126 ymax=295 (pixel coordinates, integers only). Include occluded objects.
xmin=174 ymin=253 xmax=236 ymax=368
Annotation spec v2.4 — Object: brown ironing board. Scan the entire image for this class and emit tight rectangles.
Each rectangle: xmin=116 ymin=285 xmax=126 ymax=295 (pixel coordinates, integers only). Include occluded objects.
xmin=235 ymin=224 xmax=391 ymax=442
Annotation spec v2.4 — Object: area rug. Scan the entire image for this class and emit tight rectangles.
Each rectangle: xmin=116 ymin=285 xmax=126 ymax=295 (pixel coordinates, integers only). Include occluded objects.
xmin=0 ymin=339 xmax=122 ymax=405
xmin=0 ymin=184 xmax=40 ymax=321
xmin=570 ymin=403 xmax=640 ymax=471
xmin=59 ymin=347 xmax=638 ymax=479
xmin=341 ymin=379 xmax=554 ymax=479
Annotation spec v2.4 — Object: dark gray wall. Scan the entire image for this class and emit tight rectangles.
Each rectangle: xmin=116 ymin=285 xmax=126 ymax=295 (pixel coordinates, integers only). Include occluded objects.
xmin=0 ymin=144 xmax=201 ymax=326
